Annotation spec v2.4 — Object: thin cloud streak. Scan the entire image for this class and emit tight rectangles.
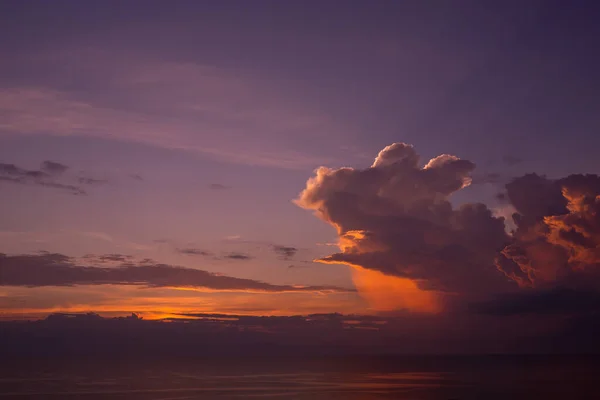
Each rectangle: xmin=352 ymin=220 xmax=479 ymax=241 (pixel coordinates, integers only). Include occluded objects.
xmin=0 ymin=252 xmax=352 ymax=293
xmin=0 ymin=52 xmax=349 ymax=169
xmin=0 ymin=161 xmax=85 ymax=195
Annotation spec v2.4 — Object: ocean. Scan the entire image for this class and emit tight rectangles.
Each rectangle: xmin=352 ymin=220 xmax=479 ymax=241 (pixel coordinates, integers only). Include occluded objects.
xmin=1 ymin=355 xmax=598 ymax=399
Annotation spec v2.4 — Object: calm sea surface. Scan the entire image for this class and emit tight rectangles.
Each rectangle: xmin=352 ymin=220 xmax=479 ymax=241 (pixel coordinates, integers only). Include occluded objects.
xmin=1 ymin=355 xmax=598 ymax=399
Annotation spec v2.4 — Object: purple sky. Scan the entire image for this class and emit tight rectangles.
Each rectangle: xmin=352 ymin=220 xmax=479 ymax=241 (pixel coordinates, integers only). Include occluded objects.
xmin=2 ymin=0 xmax=600 ymax=325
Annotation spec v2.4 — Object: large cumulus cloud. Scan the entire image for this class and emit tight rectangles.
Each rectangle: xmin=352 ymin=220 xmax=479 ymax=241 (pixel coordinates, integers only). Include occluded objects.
xmin=295 ymin=143 xmax=513 ymax=299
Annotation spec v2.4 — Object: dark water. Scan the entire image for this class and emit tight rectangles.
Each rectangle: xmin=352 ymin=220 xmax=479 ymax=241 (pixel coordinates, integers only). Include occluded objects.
xmin=1 ymin=356 xmax=599 ymax=399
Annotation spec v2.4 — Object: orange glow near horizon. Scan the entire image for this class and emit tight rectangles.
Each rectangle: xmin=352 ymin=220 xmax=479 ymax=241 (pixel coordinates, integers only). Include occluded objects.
xmin=350 ymin=266 xmax=441 ymax=313
xmin=0 ymin=284 xmax=368 ymax=320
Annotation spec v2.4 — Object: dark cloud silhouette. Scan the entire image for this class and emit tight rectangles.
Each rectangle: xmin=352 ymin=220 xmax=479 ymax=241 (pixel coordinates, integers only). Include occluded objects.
xmin=209 ymin=183 xmax=230 ymax=190
xmin=296 ymin=143 xmax=513 ymax=295
xmin=131 ymin=174 xmax=144 ymax=181
xmin=0 ymin=253 xmax=349 ymax=293
xmin=224 ymin=252 xmax=252 ymax=260
xmin=0 ymin=162 xmax=49 ymax=179
xmin=496 ymin=173 xmax=600 ymax=289
xmin=177 ymin=248 xmax=212 ymax=256
xmin=0 ymin=161 xmax=85 ymax=195
xmin=41 ymin=161 xmax=68 ymax=175
xmin=273 ymin=245 xmax=298 ymax=260
xmin=3 ymin=310 xmax=600 ymax=357
xmin=1 ymin=160 xmax=114 ymax=194
xmin=38 ymin=181 xmax=86 ymax=194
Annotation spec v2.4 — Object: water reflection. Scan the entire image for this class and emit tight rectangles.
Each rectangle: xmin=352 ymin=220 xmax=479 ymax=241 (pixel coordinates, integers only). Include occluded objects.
xmin=0 ymin=356 xmax=598 ymax=399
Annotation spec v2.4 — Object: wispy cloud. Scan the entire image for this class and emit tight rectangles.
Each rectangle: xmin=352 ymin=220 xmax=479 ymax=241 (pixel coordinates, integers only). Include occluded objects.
xmin=273 ymin=245 xmax=298 ymax=260
xmin=0 ymin=51 xmax=349 ymax=169
xmin=224 ymin=252 xmax=252 ymax=261
xmin=0 ymin=159 xmax=126 ymax=194
xmin=0 ymin=161 xmax=85 ymax=195
xmin=0 ymin=252 xmax=352 ymax=293
xmin=177 ymin=248 xmax=213 ymax=257
xmin=78 ymin=177 xmax=108 ymax=185
xmin=41 ymin=161 xmax=68 ymax=174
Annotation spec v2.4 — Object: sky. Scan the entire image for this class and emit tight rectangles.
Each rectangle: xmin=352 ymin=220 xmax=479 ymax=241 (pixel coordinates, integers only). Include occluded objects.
xmin=1 ymin=0 xmax=600 ymax=351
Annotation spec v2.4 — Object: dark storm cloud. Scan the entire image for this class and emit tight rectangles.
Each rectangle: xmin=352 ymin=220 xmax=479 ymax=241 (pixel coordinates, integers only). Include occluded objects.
xmin=496 ymin=173 xmax=600 ymax=289
xmin=0 ymin=253 xmax=350 ymax=293
xmin=296 ymin=143 xmax=513 ymax=295
xmin=177 ymin=248 xmax=213 ymax=256
xmin=272 ymin=245 xmax=298 ymax=260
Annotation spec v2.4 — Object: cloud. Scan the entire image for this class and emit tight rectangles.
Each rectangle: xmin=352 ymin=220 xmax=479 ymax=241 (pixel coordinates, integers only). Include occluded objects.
xmin=295 ymin=143 xmax=513 ymax=306
xmin=78 ymin=177 xmax=108 ymax=185
xmin=0 ymin=161 xmax=85 ymax=195
xmin=0 ymin=252 xmax=350 ymax=293
xmin=496 ymin=173 xmax=600 ymax=289
xmin=0 ymin=52 xmax=349 ymax=169
xmin=82 ymin=254 xmax=134 ymax=263
xmin=208 ymin=183 xmax=230 ymax=190
xmin=273 ymin=245 xmax=298 ymax=260
xmin=41 ymin=160 xmax=69 ymax=175
xmin=177 ymin=248 xmax=212 ymax=257
xmin=224 ymin=252 xmax=252 ymax=260
xmin=1 ymin=162 xmax=49 ymax=179
xmin=0 ymin=160 xmax=116 ymax=194
xmin=471 ymin=287 xmax=600 ymax=316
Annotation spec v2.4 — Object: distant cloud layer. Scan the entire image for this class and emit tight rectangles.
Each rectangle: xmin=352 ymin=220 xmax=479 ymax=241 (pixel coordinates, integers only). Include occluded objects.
xmin=0 ymin=252 xmax=350 ymax=293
